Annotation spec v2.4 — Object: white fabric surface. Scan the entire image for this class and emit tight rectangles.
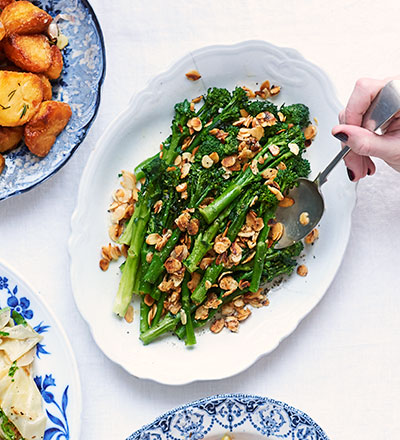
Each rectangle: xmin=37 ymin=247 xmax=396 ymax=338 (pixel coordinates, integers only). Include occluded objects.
xmin=2 ymin=0 xmax=400 ymax=438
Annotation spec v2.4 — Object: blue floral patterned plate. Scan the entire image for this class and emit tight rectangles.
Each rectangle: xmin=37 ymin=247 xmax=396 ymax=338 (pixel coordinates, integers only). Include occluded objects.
xmin=0 ymin=0 xmax=106 ymax=201
xmin=127 ymin=394 xmax=329 ymax=440
xmin=0 ymin=259 xmax=81 ymax=439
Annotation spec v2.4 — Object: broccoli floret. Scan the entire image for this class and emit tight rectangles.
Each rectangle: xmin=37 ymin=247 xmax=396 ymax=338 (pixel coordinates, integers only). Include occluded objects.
xmin=196 ymin=133 xmax=237 ymax=159
xmin=219 ymin=87 xmax=248 ymax=122
xmin=244 ymin=99 xmax=278 ymax=117
xmin=280 ymin=103 xmax=310 ymax=128
xmin=263 ymin=241 xmax=303 ymax=282
xmin=205 ymin=87 xmax=232 ymax=108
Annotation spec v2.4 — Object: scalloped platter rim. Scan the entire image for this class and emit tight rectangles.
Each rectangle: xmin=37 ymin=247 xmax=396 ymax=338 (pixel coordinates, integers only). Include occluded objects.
xmin=69 ymin=40 xmax=356 ymax=385
xmin=127 ymin=393 xmax=330 ymax=439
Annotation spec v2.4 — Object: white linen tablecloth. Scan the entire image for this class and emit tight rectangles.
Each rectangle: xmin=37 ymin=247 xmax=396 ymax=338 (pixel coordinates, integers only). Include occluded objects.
xmin=2 ymin=0 xmax=400 ymax=438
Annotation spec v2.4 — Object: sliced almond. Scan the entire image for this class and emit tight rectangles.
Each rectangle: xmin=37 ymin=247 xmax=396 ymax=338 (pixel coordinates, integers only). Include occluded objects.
xmin=268 ymin=144 xmax=280 ymax=156
xmin=269 ymin=222 xmax=284 ymax=242
xmin=185 ymin=70 xmax=201 ymax=81
xmin=297 ymin=264 xmax=308 ymax=277
xmin=279 ymin=197 xmax=295 ymax=208
xmin=146 ymin=233 xmax=162 ymax=246
xmin=304 ymin=125 xmax=317 ymax=140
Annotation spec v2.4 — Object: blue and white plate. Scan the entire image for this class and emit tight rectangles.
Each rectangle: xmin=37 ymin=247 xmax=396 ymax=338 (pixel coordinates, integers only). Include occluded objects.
xmin=0 ymin=0 xmax=106 ymax=201
xmin=127 ymin=394 xmax=329 ymax=440
xmin=0 ymin=260 xmax=81 ymax=439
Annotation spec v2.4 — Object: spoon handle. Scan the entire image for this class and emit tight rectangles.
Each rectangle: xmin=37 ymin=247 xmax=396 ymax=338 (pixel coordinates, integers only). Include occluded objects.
xmin=314 ymin=146 xmax=350 ymax=187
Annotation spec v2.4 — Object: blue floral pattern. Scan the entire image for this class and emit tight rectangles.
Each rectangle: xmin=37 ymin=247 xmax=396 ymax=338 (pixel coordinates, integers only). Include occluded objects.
xmin=0 ymin=272 xmax=71 ymax=439
xmin=127 ymin=395 xmax=329 ymax=440
xmin=0 ymin=0 xmax=105 ymax=201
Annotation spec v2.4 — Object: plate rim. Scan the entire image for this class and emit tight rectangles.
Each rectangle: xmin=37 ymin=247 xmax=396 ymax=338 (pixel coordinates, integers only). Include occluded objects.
xmin=0 ymin=0 xmax=107 ymax=202
xmin=126 ymin=393 xmax=330 ymax=440
xmin=0 ymin=257 xmax=82 ymax=439
xmin=69 ymin=39 xmax=357 ymax=385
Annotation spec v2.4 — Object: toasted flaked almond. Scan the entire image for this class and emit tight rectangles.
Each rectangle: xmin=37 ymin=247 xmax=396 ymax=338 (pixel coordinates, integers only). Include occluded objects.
xmin=176 ymin=182 xmax=187 ymax=193
xmin=102 ymin=243 xmax=121 ymax=260
xmin=221 ymin=155 xmax=237 ymax=168
xmin=146 ymin=252 xmax=153 ymax=263
xmin=144 ymin=294 xmax=155 ymax=307
xmin=158 ymin=277 xmax=174 ymax=292
xmin=214 ymin=235 xmax=231 ymax=254
xmin=288 ymin=142 xmax=300 ymax=155
xmin=180 ymin=308 xmax=187 ymax=325
xmin=268 ymin=144 xmax=280 ymax=156
xmin=99 ymin=258 xmax=109 ymax=271
xmin=229 ymin=241 xmax=243 ymax=264
xmin=187 ymin=117 xmax=202 ymax=131
xmin=248 ymin=125 xmax=264 ymax=140
xmin=233 ymin=297 xmax=245 ymax=308
xmin=204 ymin=292 xmax=222 ymax=309
xmin=210 ymin=318 xmax=225 ymax=334
xmin=246 ymin=211 xmax=264 ymax=232
xmin=192 ymin=95 xmax=203 ymax=103
xmin=260 ymin=79 xmax=270 ymax=91
xmin=236 ymin=307 xmax=252 ymax=321
xmin=175 ymin=211 xmax=191 ymax=231
xmin=269 ymin=222 xmax=284 ymax=242
xmin=113 ymin=188 xmax=132 ymax=204
xmin=255 ymin=111 xmax=277 ymax=128
xmin=166 ymin=166 xmax=176 ymax=172
xmin=221 ymin=303 xmax=235 ymax=316
xmin=181 ymin=137 xmax=193 ymax=151
xmin=202 ymin=154 xmax=214 ymax=168
xmin=297 ymin=264 xmax=308 ymax=277
xmin=242 ymin=86 xmax=255 ymax=98
xmin=109 ymin=224 xmax=123 ymax=242
xmin=267 ymin=185 xmax=284 ymax=201
xmin=209 ymin=151 xmax=219 ymax=163
xmin=278 ymin=111 xmax=286 ymax=122
xmin=124 ymin=305 xmax=134 ymax=324
xmin=187 ymin=272 xmax=201 ymax=292
xmin=121 ymin=170 xmax=136 ymax=191
xmin=304 ymin=125 xmax=317 ymax=140
xmin=299 ymin=212 xmax=310 ymax=226
xmin=172 ymin=244 xmax=189 ymax=261
xmin=241 ymin=251 xmax=256 ymax=265
xmin=155 ymin=230 xmax=172 ymax=251
xmin=305 ymin=228 xmax=319 ymax=245
xmin=219 ymin=276 xmax=238 ymax=292
xmin=187 ymin=218 xmax=200 ymax=236
xmin=239 ymin=279 xmax=250 ymax=290
xmin=146 ymin=233 xmax=162 ymax=246
xmin=250 ymin=159 xmax=259 ymax=175
xmin=240 ymin=108 xmax=249 ymax=117
xmin=270 ymin=85 xmax=281 ymax=95
xmin=279 ymin=197 xmax=295 ymax=208
xmin=147 ymin=304 xmax=157 ymax=326
xmin=180 ymin=162 xmax=191 ymax=179
xmin=261 ymin=168 xmax=278 ymax=180
xmin=277 ymin=161 xmax=287 ymax=171
xmin=164 ymin=257 xmax=182 ymax=274
xmin=199 ymin=256 xmax=214 ymax=270
xmin=185 ymin=69 xmax=201 ymax=81
xmin=174 ymin=155 xmax=182 ymax=166
xmin=182 ymin=152 xmax=194 ymax=162
xmin=225 ymin=316 xmax=239 ymax=332
xmin=195 ymin=305 xmax=209 ymax=321
xmin=190 ymin=102 xmax=195 ymax=112
xmin=110 ymin=203 xmax=129 ymax=224
xmin=153 ymin=200 xmax=163 ymax=214
xmin=205 ymin=280 xmax=212 ymax=290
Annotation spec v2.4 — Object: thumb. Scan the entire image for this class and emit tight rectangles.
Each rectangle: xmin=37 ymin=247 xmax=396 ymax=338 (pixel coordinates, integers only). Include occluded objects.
xmin=332 ymin=124 xmax=400 ymax=164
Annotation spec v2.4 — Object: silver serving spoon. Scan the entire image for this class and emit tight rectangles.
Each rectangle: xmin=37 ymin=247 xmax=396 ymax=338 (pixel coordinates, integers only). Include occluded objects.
xmin=275 ymin=79 xmax=400 ymax=249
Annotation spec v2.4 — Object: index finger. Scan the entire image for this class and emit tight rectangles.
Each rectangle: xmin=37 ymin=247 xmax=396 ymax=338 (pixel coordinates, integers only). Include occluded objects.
xmin=345 ymin=77 xmax=387 ymax=126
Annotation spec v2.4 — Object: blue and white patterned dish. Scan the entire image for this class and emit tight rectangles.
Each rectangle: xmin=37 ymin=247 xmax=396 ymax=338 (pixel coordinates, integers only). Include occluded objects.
xmin=0 ymin=0 xmax=106 ymax=201
xmin=0 ymin=260 xmax=81 ymax=439
xmin=127 ymin=394 xmax=329 ymax=440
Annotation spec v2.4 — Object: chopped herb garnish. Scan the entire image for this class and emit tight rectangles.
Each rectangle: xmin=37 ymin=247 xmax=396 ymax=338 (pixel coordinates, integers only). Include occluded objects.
xmin=12 ymin=310 xmax=27 ymax=327
xmin=19 ymin=103 xmax=28 ymax=119
xmin=8 ymin=361 xmax=18 ymax=378
xmin=7 ymin=90 xmax=16 ymax=101
xmin=0 ymin=331 xmax=9 ymax=337
xmin=0 ymin=104 xmax=10 ymax=110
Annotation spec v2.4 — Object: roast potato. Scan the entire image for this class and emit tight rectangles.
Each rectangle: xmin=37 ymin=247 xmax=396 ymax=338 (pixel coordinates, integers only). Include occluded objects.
xmin=24 ymin=100 xmax=72 ymax=157
xmin=0 ymin=0 xmax=14 ymax=11
xmin=36 ymin=73 xmax=52 ymax=100
xmin=0 ymin=125 xmax=22 ymax=152
xmin=0 ymin=152 xmax=4 ymax=174
xmin=0 ymin=19 xmax=5 ymax=41
xmin=0 ymin=71 xmax=43 ymax=126
xmin=1 ymin=1 xmax=51 ymax=35
xmin=3 ymin=34 xmax=52 ymax=72
xmin=44 ymin=45 xmax=62 ymax=80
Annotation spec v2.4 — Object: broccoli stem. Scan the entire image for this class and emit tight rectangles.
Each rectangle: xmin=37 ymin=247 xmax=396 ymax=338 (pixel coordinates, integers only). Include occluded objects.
xmin=151 ymin=290 xmax=167 ymax=328
xmin=143 ymin=228 xmax=181 ymax=284
xmin=112 ymin=189 xmax=153 ymax=317
xmin=140 ymin=296 xmax=150 ymax=334
xmin=184 ymin=207 xmax=231 ymax=273
xmin=181 ymin=274 xmax=196 ymax=346
xmin=140 ymin=312 xmax=181 ymax=345
xmin=249 ymin=209 xmax=275 ymax=292
xmin=134 ymin=153 xmax=159 ymax=180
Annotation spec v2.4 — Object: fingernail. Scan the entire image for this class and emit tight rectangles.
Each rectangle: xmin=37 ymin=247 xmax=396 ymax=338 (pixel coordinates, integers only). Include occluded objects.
xmin=347 ymin=168 xmax=355 ymax=181
xmin=367 ymin=168 xmax=371 ymax=175
xmin=334 ymin=132 xmax=348 ymax=143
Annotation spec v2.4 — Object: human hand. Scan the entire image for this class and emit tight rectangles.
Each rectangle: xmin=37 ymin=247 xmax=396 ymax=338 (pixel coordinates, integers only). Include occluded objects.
xmin=332 ymin=77 xmax=400 ymax=181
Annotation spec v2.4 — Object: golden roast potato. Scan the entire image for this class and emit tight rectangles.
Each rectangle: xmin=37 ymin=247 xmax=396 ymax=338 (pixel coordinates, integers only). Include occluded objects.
xmin=0 ymin=71 xmax=43 ymax=126
xmin=36 ymin=73 xmax=52 ymax=100
xmin=3 ymin=34 xmax=52 ymax=72
xmin=0 ymin=125 xmax=22 ymax=152
xmin=44 ymin=45 xmax=62 ymax=79
xmin=0 ymin=0 xmax=14 ymax=11
xmin=24 ymin=100 xmax=72 ymax=157
xmin=1 ymin=1 xmax=51 ymax=35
